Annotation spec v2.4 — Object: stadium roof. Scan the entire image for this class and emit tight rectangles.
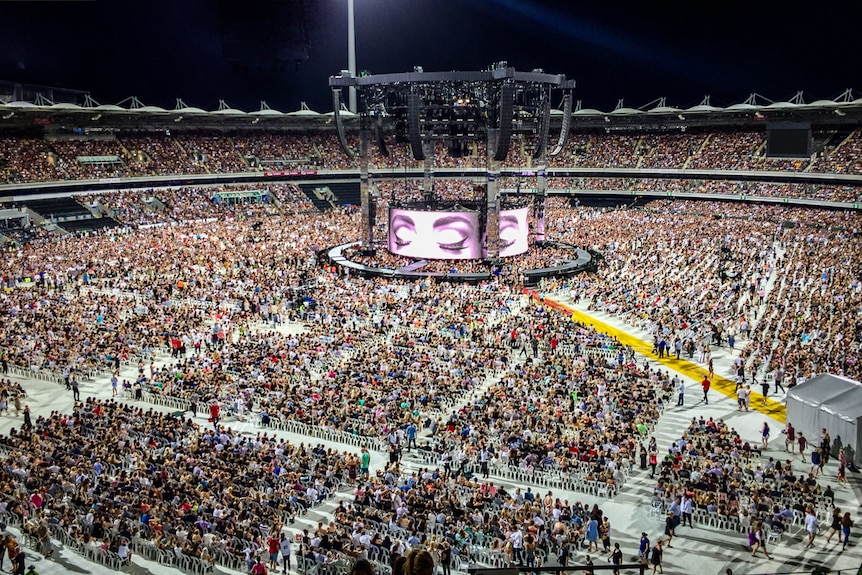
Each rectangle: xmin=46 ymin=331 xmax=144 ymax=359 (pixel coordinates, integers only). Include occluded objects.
xmin=0 ymin=89 xmax=859 ymax=130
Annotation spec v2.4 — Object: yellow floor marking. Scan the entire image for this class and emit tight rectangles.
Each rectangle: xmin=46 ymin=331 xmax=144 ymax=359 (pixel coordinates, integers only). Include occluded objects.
xmin=523 ymin=290 xmax=786 ymax=423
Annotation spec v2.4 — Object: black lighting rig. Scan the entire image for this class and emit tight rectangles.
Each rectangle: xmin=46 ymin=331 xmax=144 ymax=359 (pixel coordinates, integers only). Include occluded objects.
xmin=329 ymin=63 xmax=575 ymax=257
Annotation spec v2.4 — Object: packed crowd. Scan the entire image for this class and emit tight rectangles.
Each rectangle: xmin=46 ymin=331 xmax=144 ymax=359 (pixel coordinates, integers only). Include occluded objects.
xmin=0 ymin=398 xmax=357 ymax=571
xmin=813 ymin=129 xmax=862 ymax=174
xmin=545 ymin=198 xmax=862 ymax=385
xmin=0 ymin=185 xmax=859 ymax=573
xmin=2 ymin=128 xmax=861 ymax=185
xmin=72 ymin=183 xmax=312 ymax=227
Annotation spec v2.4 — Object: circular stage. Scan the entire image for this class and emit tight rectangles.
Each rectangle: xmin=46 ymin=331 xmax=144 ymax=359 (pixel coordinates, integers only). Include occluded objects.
xmin=323 ymin=241 xmax=594 ymax=284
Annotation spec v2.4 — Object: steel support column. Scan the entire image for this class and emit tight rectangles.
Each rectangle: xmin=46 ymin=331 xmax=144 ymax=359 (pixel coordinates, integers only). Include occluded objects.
xmin=358 ymin=128 xmax=373 ymax=252
xmin=486 ymin=128 xmax=501 ymax=260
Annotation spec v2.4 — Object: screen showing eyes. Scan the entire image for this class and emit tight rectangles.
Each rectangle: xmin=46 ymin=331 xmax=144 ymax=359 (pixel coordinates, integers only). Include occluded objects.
xmin=388 ymin=207 xmax=528 ymax=260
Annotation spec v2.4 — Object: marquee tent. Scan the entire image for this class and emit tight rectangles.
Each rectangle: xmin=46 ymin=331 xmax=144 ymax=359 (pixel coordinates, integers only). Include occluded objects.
xmin=786 ymin=374 xmax=862 ymax=466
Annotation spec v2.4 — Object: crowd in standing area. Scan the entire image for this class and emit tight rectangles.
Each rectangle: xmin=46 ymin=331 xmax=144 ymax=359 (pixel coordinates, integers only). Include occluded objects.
xmin=0 ymin=184 xmax=859 ymax=575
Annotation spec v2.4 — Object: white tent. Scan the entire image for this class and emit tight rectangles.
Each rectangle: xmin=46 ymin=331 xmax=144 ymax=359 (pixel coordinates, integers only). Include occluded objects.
xmin=786 ymin=374 xmax=862 ymax=465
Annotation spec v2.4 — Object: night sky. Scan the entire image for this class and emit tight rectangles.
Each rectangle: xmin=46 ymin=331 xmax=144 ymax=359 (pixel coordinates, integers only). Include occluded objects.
xmin=0 ymin=0 xmax=859 ymax=113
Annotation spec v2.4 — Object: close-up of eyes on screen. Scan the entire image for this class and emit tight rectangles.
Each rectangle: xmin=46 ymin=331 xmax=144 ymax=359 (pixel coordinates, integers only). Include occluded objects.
xmin=389 ymin=209 xmax=482 ymax=259
xmin=388 ymin=207 xmax=529 ymax=259
xmin=498 ymin=207 xmax=529 ymax=257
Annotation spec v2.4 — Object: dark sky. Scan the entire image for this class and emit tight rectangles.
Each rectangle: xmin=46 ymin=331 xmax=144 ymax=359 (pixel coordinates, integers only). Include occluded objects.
xmin=0 ymin=0 xmax=859 ymax=113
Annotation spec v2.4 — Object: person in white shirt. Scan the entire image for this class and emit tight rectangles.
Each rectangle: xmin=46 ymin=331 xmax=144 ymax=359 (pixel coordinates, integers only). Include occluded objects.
xmin=280 ymin=534 xmax=292 ymax=573
xmin=508 ymin=527 xmax=524 ymax=563
xmin=804 ymin=508 xmax=819 ymax=548
xmin=117 ymin=540 xmax=131 ymax=563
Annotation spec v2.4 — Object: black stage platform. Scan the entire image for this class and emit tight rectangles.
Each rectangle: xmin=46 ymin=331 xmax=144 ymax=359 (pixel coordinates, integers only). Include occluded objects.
xmin=323 ymin=241 xmax=594 ymax=285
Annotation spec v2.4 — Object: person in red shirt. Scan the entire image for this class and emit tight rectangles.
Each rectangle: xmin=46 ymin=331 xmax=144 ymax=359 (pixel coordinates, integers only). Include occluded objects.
xmin=209 ymin=401 xmax=220 ymax=430
xmin=251 ymin=558 xmax=268 ymax=575
xmin=701 ymin=377 xmax=711 ymax=405
xmin=267 ymin=535 xmax=280 ymax=572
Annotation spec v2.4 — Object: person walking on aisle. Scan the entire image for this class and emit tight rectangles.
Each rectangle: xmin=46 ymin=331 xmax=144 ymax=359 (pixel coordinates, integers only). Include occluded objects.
xmin=785 ymin=423 xmax=795 ymax=453
xmin=841 ymin=512 xmax=854 ymax=550
xmin=750 ymin=521 xmax=772 ymax=559
xmin=804 ymin=506 xmax=819 ymax=549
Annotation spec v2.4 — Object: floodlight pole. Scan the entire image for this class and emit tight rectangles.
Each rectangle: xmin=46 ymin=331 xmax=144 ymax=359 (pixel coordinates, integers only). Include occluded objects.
xmin=347 ymin=0 xmax=357 ymax=113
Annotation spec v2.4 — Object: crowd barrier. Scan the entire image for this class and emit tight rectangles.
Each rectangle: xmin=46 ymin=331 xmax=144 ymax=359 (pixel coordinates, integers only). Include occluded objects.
xmin=140 ymin=391 xmax=387 ymax=452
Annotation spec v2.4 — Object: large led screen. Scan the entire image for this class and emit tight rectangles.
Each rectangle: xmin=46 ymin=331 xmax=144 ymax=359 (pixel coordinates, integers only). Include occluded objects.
xmin=388 ymin=207 xmax=528 ymax=259
xmin=499 ymin=207 xmax=529 ymax=257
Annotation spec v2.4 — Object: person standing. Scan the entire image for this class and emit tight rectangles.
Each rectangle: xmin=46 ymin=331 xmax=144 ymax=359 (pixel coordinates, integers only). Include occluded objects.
xmin=761 ymin=422 xmax=770 ymax=450
xmin=760 ymin=379 xmax=770 ymax=405
xmin=737 ymin=385 xmax=747 ymax=412
xmin=785 ymin=423 xmax=795 ymax=453
xmin=557 ymin=540 xmax=569 ymax=575
xmin=750 ymin=522 xmax=772 ymax=559
xmin=841 ymin=512 xmax=854 ymax=550
xmin=406 ymin=422 xmax=417 ymax=452
xmin=798 ymin=432 xmax=808 ymax=462
xmin=821 ymin=429 xmax=832 ymax=466
xmin=664 ymin=513 xmax=675 ymax=548
xmin=586 ymin=517 xmax=599 ymax=552
xmin=360 ymin=448 xmax=370 ymax=480
xmin=638 ymin=533 xmax=650 ymax=564
xmin=508 ymin=526 xmax=524 ymax=565
xmin=71 ymin=378 xmax=80 ymax=402
xmin=22 ymin=406 xmax=31 ymax=432
xmin=838 ymin=448 xmax=848 ymax=486
xmin=774 ymin=367 xmax=786 ymax=394
xmin=479 ymin=445 xmax=490 ymax=479
xmin=648 ymin=449 xmax=658 ymax=479
xmin=279 ymin=533 xmax=292 ymax=573
xmin=649 ymin=539 xmax=663 ymax=574
xmin=439 ymin=542 xmax=452 ymax=575
xmin=209 ymin=401 xmax=220 ymax=430
xmin=608 ymin=542 xmax=622 ymax=575
xmin=701 ymin=376 xmax=710 ymax=405
xmin=267 ymin=533 xmax=280 ymax=572
xmin=811 ymin=448 xmax=822 ymax=478
xmin=826 ymin=508 xmax=843 ymax=544
xmin=804 ymin=506 xmax=819 ymax=549
xmin=677 ymin=378 xmax=685 ymax=407
xmin=680 ymin=494 xmax=693 ymax=528
xmin=11 ymin=549 xmax=24 ymax=575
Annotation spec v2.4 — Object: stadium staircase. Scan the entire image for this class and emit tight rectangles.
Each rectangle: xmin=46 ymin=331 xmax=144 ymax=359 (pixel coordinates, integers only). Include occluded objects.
xmin=683 ymin=133 xmax=712 ymax=169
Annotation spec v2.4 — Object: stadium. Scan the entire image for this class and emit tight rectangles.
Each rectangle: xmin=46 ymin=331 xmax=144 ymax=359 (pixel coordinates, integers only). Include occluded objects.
xmin=1 ymin=4 xmax=862 ymax=575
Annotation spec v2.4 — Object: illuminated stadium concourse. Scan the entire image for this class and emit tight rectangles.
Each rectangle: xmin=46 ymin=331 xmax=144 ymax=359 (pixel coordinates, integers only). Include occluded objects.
xmin=1 ymin=3 xmax=862 ymax=575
